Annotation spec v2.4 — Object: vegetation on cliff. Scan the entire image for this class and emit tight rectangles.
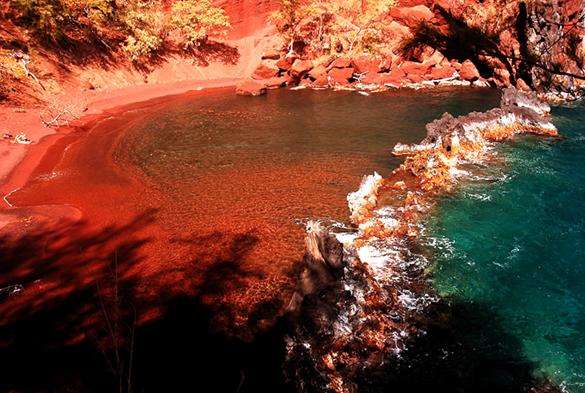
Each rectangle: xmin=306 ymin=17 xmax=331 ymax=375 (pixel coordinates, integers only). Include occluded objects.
xmin=0 ymin=0 xmax=232 ymax=102
xmin=4 ymin=0 xmax=230 ymax=61
xmin=264 ymin=0 xmax=584 ymax=98
xmin=269 ymin=0 xmax=397 ymax=56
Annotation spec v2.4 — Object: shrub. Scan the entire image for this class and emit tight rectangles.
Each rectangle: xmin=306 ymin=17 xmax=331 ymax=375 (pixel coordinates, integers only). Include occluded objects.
xmin=270 ymin=0 xmax=396 ymax=55
xmin=120 ymin=1 xmax=166 ymax=62
xmin=9 ymin=0 xmax=67 ymax=42
xmin=170 ymin=0 xmax=230 ymax=49
xmin=5 ymin=0 xmax=232 ymax=63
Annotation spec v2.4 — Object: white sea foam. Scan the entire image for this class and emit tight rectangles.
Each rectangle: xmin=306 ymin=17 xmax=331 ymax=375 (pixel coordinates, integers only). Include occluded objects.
xmin=335 ymin=232 xmax=358 ymax=248
xmin=465 ymin=192 xmax=492 ymax=201
xmin=347 ymin=172 xmax=383 ymax=224
xmin=356 ymin=244 xmax=400 ymax=276
xmin=397 ymin=290 xmax=438 ymax=311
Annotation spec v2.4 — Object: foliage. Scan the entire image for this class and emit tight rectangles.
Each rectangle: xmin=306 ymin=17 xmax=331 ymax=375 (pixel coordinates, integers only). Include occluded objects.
xmin=120 ymin=1 xmax=166 ymax=62
xmin=170 ymin=0 xmax=230 ymax=49
xmin=270 ymin=0 xmax=396 ymax=55
xmin=268 ymin=0 xmax=303 ymax=42
xmin=0 ymin=50 xmax=28 ymax=79
xmin=5 ymin=0 xmax=232 ymax=63
xmin=9 ymin=0 xmax=68 ymax=42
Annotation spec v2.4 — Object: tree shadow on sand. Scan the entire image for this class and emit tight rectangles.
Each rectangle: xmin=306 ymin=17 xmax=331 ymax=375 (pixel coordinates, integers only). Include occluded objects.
xmin=0 ymin=209 xmax=290 ymax=393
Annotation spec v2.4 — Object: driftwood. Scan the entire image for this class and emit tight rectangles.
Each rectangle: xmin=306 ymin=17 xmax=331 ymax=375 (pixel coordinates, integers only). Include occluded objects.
xmin=12 ymin=51 xmax=45 ymax=91
xmin=40 ymin=106 xmax=78 ymax=128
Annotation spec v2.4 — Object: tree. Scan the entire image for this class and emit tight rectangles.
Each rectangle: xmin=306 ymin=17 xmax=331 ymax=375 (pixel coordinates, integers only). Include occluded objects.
xmin=120 ymin=0 xmax=167 ymax=62
xmin=5 ymin=0 xmax=232 ymax=63
xmin=170 ymin=0 xmax=230 ymax=49
xmin=269 ymin=0 xmax=396 ymax=56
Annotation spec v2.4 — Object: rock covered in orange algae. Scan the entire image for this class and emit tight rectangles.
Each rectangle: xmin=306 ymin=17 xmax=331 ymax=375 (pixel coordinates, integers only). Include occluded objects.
xmin=391 ymin=87 xmax=557 ymax=195
xmin=285 ymin=87 xmax=559 ymax=393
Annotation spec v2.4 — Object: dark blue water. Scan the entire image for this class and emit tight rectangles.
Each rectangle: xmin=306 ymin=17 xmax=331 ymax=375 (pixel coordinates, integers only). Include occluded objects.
xmin=424 ymin=103 xmax=585 ymax=391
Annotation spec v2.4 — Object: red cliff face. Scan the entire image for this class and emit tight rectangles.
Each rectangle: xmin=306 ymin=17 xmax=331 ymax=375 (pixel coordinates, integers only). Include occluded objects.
xmin=214 ymin=0 xmax=279 ymax=38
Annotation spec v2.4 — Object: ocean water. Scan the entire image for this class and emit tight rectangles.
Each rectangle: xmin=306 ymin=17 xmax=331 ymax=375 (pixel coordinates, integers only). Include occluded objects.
xmin=424 ymin=103 xmax=585 ymax=391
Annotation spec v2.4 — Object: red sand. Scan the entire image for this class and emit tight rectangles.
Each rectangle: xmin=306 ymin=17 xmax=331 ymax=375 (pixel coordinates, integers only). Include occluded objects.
xmin=0 ymin=79 xmax=240 ymax=221
xmin=0 ymin=86 xmax=374 ymax=341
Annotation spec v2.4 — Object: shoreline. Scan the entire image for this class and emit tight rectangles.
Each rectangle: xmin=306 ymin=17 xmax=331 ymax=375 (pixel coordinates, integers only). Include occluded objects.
xmin=288 ymin=87 xmax=560 ymax=392
xmin=0 ymin=78 xmax=240 ymax=229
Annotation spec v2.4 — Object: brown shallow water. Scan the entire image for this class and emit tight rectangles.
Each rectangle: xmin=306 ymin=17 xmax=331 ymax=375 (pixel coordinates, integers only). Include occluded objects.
xmin=0 ymin=86 xmax=500 ymax=392
xmin=6 ymin=87 xmax=502 ymax=330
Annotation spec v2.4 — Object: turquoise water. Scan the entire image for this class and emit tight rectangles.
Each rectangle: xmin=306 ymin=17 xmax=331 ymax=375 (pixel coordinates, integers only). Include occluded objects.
xmin=425 ymin=103 xmax=585 ymax=391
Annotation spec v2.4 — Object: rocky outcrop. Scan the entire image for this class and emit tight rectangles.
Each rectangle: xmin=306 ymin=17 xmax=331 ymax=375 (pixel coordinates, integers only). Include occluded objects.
xmin=286 ymin=88 xmax=558 ymax=392
xmin=237 ymin=0 xmax=582 ymax=101
xmin=459 ymin=59 xmax=480 ymax=81
xmin=243 ymin=49 xmax=490 ymax=94
xmin=524 ymin=0 xmax=585 ymax=100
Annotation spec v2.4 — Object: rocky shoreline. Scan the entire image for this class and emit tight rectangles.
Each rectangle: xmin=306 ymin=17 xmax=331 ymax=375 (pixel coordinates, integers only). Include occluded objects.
xmin=237 ymin=49 xmax=488 ymax=96
xmin=286 ymin=87 xmax=559 ymax=392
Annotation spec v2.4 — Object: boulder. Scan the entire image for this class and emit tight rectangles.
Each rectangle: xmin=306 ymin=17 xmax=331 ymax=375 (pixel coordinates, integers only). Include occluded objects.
xmin=450 ymin=60 xmax=462 ymax=71
xmin=309 ymin=64 xmax=327 ymax=80
xmin=316 ymin=55 xmax=336 ymax=68
xmin=360 ymin=72 xmax=384 ymax=85
xmin=265 ymin=76 xmax=287 ymax=89
xmin=290 ymin=59 xmax=313 ymax=78
xmin=400 ymin=61 xmax=432 ymax=81
xmin=379 ymin=54 xmax=401 ymax=72
xmin=328 ymin=67 xmax=354 ymax=85
xmin=388 ymin=66 xmax=408 ymax=84
xmin=261 ymin=49 xmax=281 ymax=60
xmin=276 ymin=56 xmax=296 ymax=71
xmin=516 ymin=78 xmax=531 ymax=92
xmin=389 ymin=5 xmax=434 ymax=28
xmin=299 ymin=77 xmax=313 ymax=87
xmin=313 ymin=75 xmax=329 ymax=88
xmin=472 ymin=77 xmax=491 ymax=88
xmin=236 ymin=80 xmax=267 ymax=96
xmin=252 ymin=60 xmax=279 ymax=80
xmin=421 ymin=48 xmax=446 ymax=66
xmin=378 ymin=73 xmax=403 ymax=88
xmin=494 ymin=68 xmax=510 ymax=86
xmin=427 ymin=64 xmax=456 ymax=80
xmin=284 ymin=73 xmax=298 ymax=86
xmin=407 ymin=73 xmax=424 ymax=83
xmin=351 ymin=55 xmax=381 ymax=74
xmin=329 ymin=57 xmax=352 ymax=69
xmin=385 ymin=21 xmax=412 ymax=42
xmin=459 ymin=60 xmax=480 ymax=81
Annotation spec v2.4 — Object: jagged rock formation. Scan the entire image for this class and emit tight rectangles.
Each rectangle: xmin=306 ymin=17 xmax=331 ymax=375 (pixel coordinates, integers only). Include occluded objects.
xmin=243 ymin=0 xmax=583 ymax=99
xmin=525 ymin=0 xmax=585 ymax=100
xmin=285 ymin=87 xmax=558 ymax=392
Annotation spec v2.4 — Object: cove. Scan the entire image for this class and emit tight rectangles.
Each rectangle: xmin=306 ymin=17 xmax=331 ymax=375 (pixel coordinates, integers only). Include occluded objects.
xmin=424 ymin=102 xmax=585 ymax=391
xmin=8 ymin=86 xmax=501 ymax=328
xmin=1 ymin=86 xmax=503 ymax=392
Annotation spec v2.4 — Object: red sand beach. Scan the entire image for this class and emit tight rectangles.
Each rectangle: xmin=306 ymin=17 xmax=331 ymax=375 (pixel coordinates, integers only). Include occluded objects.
xmin=0 ymin=82 xmax=368 ymax=342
